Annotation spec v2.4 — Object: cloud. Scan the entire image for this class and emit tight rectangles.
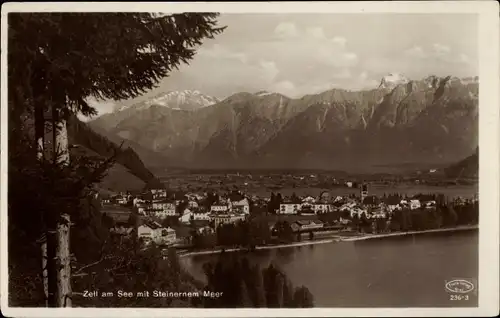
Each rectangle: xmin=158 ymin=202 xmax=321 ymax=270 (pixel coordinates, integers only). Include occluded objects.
xmin=306 ymin=26 xmax=326 ymax=39
xmin=356 ymin=71 xmax=380 ymax=90
xmin=193 ymin=23 xmax=360 ymax=97
xmin=258 ymin=60 xmax=280 ymax=82
xmin=404 ymin=44 xmax=466 ymax=63
xmin=198 ymin=44 xmax=248 ymax=63
xmin=401 ymin=44 xmax=473 ymax=71
xmin=432 ymin=43 xmax=451 ymax=55
xmin=331 ymin=36 xmax=347 ymax=48
xmin=271 ymin=80 xmax=296 ymax=95
xmin=332 ymin=68 xmax=352 ymax=79
xmin=458 ymin=53 xmax=470 ymax=64
xmin=274 ymin=22 xmax=299 ymax=39
xmin=404 ymin=46 xmax=427 ymax=59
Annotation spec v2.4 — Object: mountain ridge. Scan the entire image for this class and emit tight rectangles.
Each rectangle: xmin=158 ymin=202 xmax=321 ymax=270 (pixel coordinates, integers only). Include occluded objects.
xmin=88 ymin=74 xmax=479 ymax=171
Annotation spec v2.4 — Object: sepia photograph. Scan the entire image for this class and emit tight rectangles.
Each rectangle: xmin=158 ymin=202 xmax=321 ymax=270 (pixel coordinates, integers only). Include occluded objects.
xmin=1 ymin=2 xmax=499 ymax=317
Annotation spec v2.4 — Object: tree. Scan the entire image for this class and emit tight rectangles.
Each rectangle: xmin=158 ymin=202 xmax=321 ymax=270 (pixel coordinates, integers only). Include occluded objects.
xmin=293 ymin=286 xmax=314 ymax=307
xmin=253 ymin=265 xmax=267 ymax=307
xmin=8 ymin=12 xmax=225 ymax=308
xmin=276 ymin=193 xmax=283 ymax=205
xmin=238 ymin=280 xmax=252 ymax=307
xmin=445 ymin=204 xmax=458 ymax=227
xmin=268 ymin=192 xmax=276 ymax=214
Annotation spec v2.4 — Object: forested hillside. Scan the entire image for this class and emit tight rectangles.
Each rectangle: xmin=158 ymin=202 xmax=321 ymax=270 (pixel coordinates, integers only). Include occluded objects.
xmin=67 ymin=115 xmax=163 ymax=190
xmin=444 ymin=147 xmax=479 ymax=179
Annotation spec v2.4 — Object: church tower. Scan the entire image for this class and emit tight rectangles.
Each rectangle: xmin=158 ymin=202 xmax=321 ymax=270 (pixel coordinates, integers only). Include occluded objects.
xmin=360 ymin=183 xmax=368 ymax=202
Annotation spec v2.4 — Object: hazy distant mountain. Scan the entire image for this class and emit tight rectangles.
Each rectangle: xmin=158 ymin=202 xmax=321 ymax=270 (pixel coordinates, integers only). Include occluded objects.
xmin=89 ymin=74 xmax=479 ymax=171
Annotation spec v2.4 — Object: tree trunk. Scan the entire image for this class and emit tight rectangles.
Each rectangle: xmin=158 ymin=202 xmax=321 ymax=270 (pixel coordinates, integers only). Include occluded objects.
xmin=34 ymin=86 xmax=72 ymax=307
xmin=37 ymin=235 xmax=49 ymax=307
xmin=51 ymin=107 xmax=72 ymax=307
xmin=57 ymin=213 xmax=72 ymax=307
xmin=31 ymin=67 xmax=52 ymax=306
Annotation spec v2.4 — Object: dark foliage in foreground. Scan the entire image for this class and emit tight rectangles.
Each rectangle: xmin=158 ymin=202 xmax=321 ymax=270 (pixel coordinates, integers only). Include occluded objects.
xmin=202 ymin=253 xmax=314 ymax=308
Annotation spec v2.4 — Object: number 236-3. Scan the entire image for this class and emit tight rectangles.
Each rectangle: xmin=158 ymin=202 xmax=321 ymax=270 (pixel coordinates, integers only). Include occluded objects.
xmin=450 ymin=294 xmax=469 ymax=301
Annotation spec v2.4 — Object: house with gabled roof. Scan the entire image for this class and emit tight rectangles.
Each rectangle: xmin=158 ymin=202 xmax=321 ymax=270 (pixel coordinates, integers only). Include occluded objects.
xmin=137 ymin=220 xmax=176 ymax=246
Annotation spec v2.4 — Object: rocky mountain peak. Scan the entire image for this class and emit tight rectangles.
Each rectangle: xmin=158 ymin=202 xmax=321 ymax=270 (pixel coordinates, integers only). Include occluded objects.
xmin=378 ymin=73 xmax=409 ymax=89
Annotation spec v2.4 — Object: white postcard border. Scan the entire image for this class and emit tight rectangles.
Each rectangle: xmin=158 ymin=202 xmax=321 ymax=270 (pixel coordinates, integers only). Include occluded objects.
xmin=1 ymin=1 xmax=498 ymax=317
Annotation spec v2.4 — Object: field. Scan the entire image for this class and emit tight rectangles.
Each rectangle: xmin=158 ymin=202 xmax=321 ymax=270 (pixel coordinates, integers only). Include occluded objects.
xmin=160 ymin=172 xmax=478 ymax=199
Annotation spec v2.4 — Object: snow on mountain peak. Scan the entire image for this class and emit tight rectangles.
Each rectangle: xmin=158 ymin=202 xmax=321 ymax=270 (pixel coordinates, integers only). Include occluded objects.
xmin=255 ymin=90 xmax=273 ymax=97
xmin=378 ymin=73 xmax=409 ymax=89
xmin=144 ymin=90 xmax=218 ymax=108
xmin=110 ymin=90 xmax=221 ymax=113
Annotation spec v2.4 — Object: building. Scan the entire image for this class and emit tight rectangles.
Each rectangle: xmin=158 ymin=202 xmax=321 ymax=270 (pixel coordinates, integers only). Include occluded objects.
xmin=302 ymin=196 xmax=316 ymax=204
xmin=344 ymin=205 xmax=368 ymax=218
xmin=179 ymin=209 xmax=211 ymax=224
xmin=151 ymin=208 xmax=177 ymax=219
xmin=188 ymin=200 xmax=199 ymax=209
xmin=369 ymin=206 xmax=387 ymax=219
xmin=137 ymin=221 xmax=162 ymax=245
xmin=294 ymin=220 xmax=324 ymax=231
xmin=279 ymin=202 xmax=301 ymax=215
xmin=152 ymin=200 xmax=175 ymax=211
xmin=231 ymin=198 xmax=250 ymax=214
xmin=110 ymin=222 xmax=134 ymax=236
xmin=362 ymin=195 xmax=380 ymax=208
xmin=178 ymin=210 xmax=193 ymax=224
xmin=132 ymin=198 xmax=146 ymax=207
xmin=384 ymin=195 xmax=402 ymax=212
xmin=160 ymin=227 xmax=177 ymax=245
xmin=319 ymin=191 xmax=331 ymax=203
xmin=424 ymin=200 xmax=436 ymax=209
xmin=197 ymin=226 xmax=215 ymax=235
xmin=137 ymin=221 xmax=176 ymax=246
xmin=210 ymin=203 xmax=230 ymax=213
xmin=360 ymin=183 xmax=369 ymax=202
xmin=137 ymin=206 xmax=146 ymax=215
xmin=151 ymin=189 xmax=167 ymax=196
xmin=313 ymin=203 xmax=330 ymax=214
xmin=409 ymin=199 xmax=421 ymax=210
xmin=212 ymin=213 xmax=246 ymax=227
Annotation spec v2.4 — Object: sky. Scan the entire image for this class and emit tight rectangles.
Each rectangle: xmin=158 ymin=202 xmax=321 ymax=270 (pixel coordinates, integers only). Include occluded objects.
xmin=88 ymin=13 xmax=478 ymax=116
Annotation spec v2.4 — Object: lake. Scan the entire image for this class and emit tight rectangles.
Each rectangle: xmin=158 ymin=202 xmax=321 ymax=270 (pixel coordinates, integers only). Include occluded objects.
xmin=181 ymin=230 xmax=478 ymax=307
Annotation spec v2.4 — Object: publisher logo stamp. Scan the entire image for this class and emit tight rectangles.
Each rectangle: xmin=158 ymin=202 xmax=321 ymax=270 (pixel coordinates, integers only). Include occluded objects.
xmin=445 ymin=279 xmax=475 ymax=294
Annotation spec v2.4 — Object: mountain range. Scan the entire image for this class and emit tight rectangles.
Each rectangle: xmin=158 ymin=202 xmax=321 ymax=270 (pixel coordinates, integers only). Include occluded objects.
xmin=88 ymin=74 xmax=479 ymax=172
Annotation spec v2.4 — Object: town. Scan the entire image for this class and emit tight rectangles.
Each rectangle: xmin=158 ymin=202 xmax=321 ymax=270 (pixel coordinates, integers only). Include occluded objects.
xmin=99 ymin=182 xmax=479 ymax=252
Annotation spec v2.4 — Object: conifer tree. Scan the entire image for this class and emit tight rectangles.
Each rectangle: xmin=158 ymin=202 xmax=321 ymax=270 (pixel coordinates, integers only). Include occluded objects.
xmin=253 ymin=265 xmax=267 ymax=307
xmin=8 ymin=12 xmax=225 ymax=307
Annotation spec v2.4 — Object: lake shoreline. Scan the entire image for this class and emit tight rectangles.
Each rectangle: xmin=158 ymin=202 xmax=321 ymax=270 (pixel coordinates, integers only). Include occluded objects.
xmin=177 ymin=224 xmax=478 ymax=258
